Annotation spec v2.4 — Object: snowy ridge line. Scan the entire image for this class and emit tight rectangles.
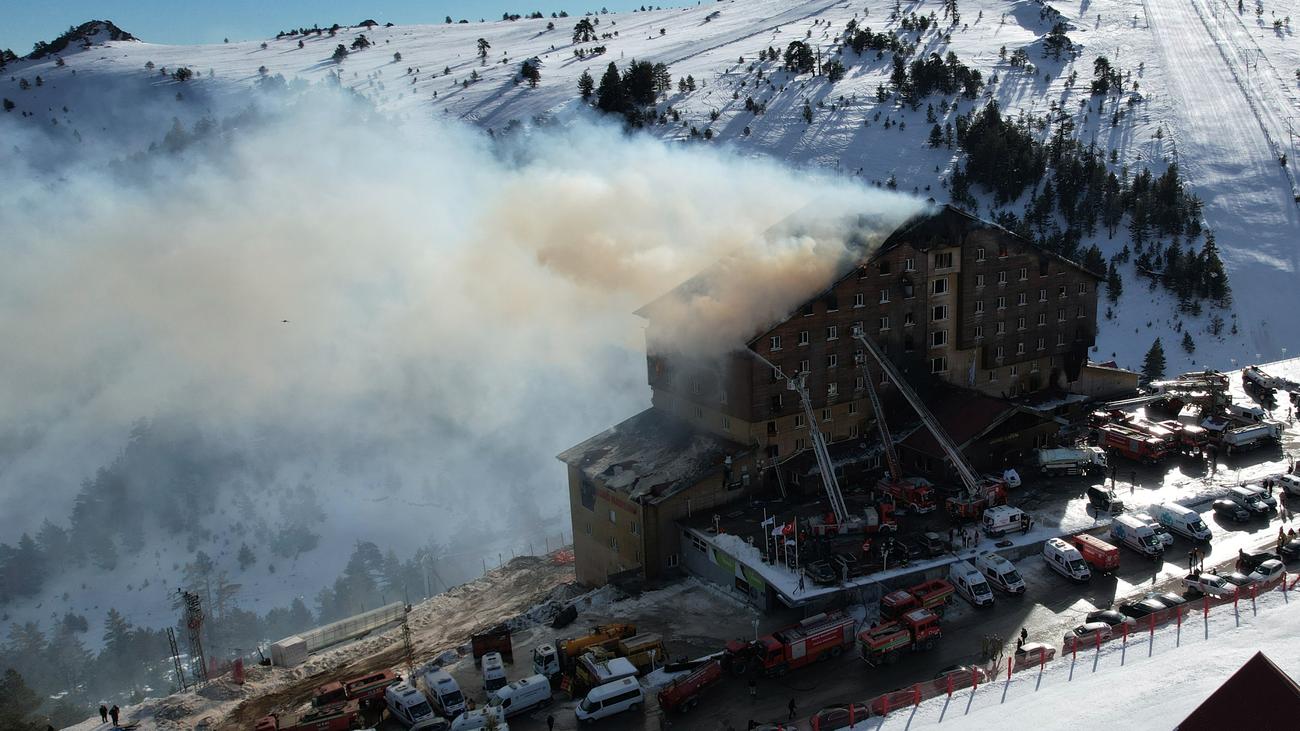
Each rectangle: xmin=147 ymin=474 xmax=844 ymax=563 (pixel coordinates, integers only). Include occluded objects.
xmin=1183 ymin=0 xmax=1300 ymax=206
xmin=845 ymin=577 xmax=1300 ymax=728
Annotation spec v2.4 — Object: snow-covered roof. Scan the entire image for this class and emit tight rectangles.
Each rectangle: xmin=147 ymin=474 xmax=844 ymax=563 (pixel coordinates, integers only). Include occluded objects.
xmin=556 ymin=408 xmax=748 ymax=503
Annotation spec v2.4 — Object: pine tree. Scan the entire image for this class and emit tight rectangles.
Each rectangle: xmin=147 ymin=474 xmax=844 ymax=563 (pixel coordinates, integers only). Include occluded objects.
xmin=577 ymin=69 xmax=594 ymax=99
xmin=237 ymin=543 xmax=256 ymax=571
xmin=1181 ymin=331 xmax=1196 ymax=354
xmin=928 ymin=123 xmax=943 ymax=147
xmin=596 ymin=62 xmax=625 ymax=113
xmin=332 ymin=44 xmax=348 ymax=62
xmin=1142 ymin=338 xmax=1167 ymax=381
xmin=0 ymin=669 xmax=42 ymax=731
xmin=1106 ymin=261 xmax=1123 ymax=303
xmin=477 ymin=38 xmax=491 ymax=63
xmin=521 ymin=60 xmax=541 ymax=87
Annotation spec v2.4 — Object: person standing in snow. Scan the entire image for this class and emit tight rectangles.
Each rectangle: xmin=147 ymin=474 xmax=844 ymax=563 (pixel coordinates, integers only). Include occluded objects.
xmin=109 ymin=705 xmax=120 ymax=727
xmin=1020 ymin=627 xmax=1028 ymax=643
xmin=99 ymin=705 xmax=108 ymax=724
xmin=788 ymin=697 xmax=797 ymax=720
xmin=1187 ymin=549 xmax=1196 ymax=571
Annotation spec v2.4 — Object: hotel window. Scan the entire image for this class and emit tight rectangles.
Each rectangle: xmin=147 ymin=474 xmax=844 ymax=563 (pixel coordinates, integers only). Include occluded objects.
xmin=1017 ymin=292 xmax=1027 ymax=306
xmin=1058 ymin=285 xmax=1068 ymax=298
xmin=667 ymin=553 xmax=680 ymax=568
xmin=691 ymin=534 xmax=707 ymax=552
xmin=1010 ymin=364 xmax=1019 ymax=377
xmin=631 ymin=521 xmax=640 ymax=535
xmin=855 ymin=376 xmax=865 ymax=391
xmin=854 ymin=293 xmax=865 ymax=308
xmin=997 ymin=296 xmax=1007 ymax=310
xmin=799 ymin=359 xmax=810 ymax=373
xmin=930 ymin=356 xmax=947 ymax=374
xmin=609 ymin=509 xmax=617 ymax=524
xmin=691 ymin=378 xmax=701 ymax=395
xmin=975 ymin=300 xmax=985 ymax=314
xmin=880 ymin=289 xmax=891 ymax=304
xmin=1017 ymin=316 xmax=1025 ymax=331
xmin=1018 ymin=267 xmax=1027 ymax=281
xmin=905 ymin=257 xmax=915 ymax=271
xmin=722 ymin=416 xmax=732 ymax=431
xmin=976 ymin=273 xmax=986 ymax=287
xmin=974 ymin=325 xmax=984 ymax=339
xmin=931 ymin=330 xmax=947 ymax=347
xmin=932 ymin=277 xmax=949 ymax=295
xmin=975 ymin=247 xmax=986 ymax=262
xmin=802 ymin=302 xmax=814 ymax=317
xmin=879 ymin=316 xmax=890 ymax=331
xmin=826 ymin=294 xmax=839 ymax=312
xmin=853 ymin=321 xmax=864 ymax=337
xmin=934 ymin=252 xmax=953 ymax=269
xmin=996 ymin=345 xmax=1005 ymax=359
xmin=794 ymin=413 xmax=806 ymax=428
xmin=849 ymin=424 xmax=859 ymax=438
xmin=996 ymin=321 xmax=1006 ymax=335
xmin=879 ymin=260 xmax=892 ymax=275
xmin=1057 ymin=308 xmax=1066 ymax=322
xmin=988 ymin=370 xmax=998 ymax=382
xmin=795 ymin=438 xmax=806 ymax=451
xmin=848 ymin=402 xmax=859 ymax=415
xmin=693 ymin=406 xmax=703 ymax=419
xmin=827 ymin=354 xmax=839 ymax=368
xmin=770 ymin=335 xmax=781 ymax=351
xmin=933 ymin=305 xmax=949 ymax=321
xmin=1037 ymin=337 xmax=1045 ymax=351
xmin=798 ymin=330 xmax=810 ymax=346
xmin=1057 ymin=333 xmax=1066 ymax=346
xmin=822 ymin=408 xmax=832 ymax=422
xmin=1039 ymin=288 xmax=1047 ymax=302
xmin=1076 ymin=305 xmax=1086 ymax=318
xmin=1037 ymin=313 xmax=1047 ymax=326
xmin=828 ymin=383 xmax=839 ymax=397
xmin=904 ymin=312 xmax=916 ymax=327
xmin=1016 ymin=342 xmax=1026 ymax=355
xmin=998 ymin=271 xmax=1008 ymax=285
xmin=827 ymin=325 xmax=839 ymax=340
xmin=1078 ymin=281 xmax=1088 ymax=294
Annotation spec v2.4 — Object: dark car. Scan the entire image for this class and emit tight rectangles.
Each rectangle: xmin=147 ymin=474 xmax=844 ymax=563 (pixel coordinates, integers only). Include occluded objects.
xmin=1280 ymin=538 xmax=1300 ymax=561
xmin=804 ymin=560 xmax=838 ymax=586
xmin=832 ymin=551 xmax=863 ymax=577
xmin=1086 ymin=609 xmax=1137 ymax=628
xmin=1212 ymin=499 xmax=1251 ymax=523
xmin=1087 ymin=486 xmax=1125 ymax=514
xmin=892 ymin=537 xmax=924 ymax=562
xmin=933 ymin=665 xmax=989 ymax=690
xmin=810 ymin=704 xmax=870 ymax=730
xmin=1119 ymin=598 xmax=1167 ymax=619
xmin=1217 ymin=571 xmax=1255 ymax=588
xmin=918 ymin=531 xmax=949 ymax=557
xmin=1148 ymin=592 xmax=1187 ymax=609
xmin=1239 ymin=550 xmax=1282 ymax=573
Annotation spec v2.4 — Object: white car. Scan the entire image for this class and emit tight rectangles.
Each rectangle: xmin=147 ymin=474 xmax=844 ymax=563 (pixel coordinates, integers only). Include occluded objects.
xmin=1278 ymin=474 xmax=1300 ymax=497
xmin=1183 ymin=572 xmax=1236 ymax=598
xmin=1248 ymin=559 xmax=1286 ymax=584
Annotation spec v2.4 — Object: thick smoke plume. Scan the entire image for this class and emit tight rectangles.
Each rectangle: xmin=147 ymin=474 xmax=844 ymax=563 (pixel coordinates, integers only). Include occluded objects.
xmin=0 ymin=88 xmax=923 ymax=616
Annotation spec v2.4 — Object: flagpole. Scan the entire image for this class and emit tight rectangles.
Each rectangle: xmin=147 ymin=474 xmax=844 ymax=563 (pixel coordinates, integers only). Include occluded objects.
xmin=763 ymin=509 xmax=770 ymax=561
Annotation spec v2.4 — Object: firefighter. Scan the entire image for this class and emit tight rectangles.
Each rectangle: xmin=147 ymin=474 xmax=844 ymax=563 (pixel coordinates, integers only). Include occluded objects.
xmin=788 ymin=698 xmax=797 ymax=720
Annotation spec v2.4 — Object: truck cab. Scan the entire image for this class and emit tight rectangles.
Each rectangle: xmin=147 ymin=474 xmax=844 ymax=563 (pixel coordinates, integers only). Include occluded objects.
xmin=974 ymin=552 xmax=1026 ymax=595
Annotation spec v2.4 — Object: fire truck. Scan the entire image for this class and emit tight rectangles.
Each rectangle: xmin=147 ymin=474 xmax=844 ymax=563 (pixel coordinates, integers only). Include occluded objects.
xmin=656 ymin=658 xmax=723 ymax=713
xmin=879 ymin=578 xmax=956 ymax=619
xmin=857 ymin=608 xmax=942 ymax=666
xmin=311 ymin=670 xmax=400 ymax=709
xmin=723 ymin=612 xmax=856 ymax=677
xmin=1096 ymin=423 xmax=1170 ymax=464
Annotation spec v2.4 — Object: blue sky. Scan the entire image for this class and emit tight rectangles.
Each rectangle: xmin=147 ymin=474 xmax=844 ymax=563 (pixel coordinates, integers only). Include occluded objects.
xmin=2 ymin=1 xmax=689 ymax=55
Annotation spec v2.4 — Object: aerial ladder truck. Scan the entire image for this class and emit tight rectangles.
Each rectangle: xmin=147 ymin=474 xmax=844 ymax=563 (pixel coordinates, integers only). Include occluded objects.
xmin=750 ymin=352 xmax=894 ymax=536
xmin=856 ymin=350 xmax=937 ymax=514
xmin=850 ymin=327 xmax=1007 ymax=519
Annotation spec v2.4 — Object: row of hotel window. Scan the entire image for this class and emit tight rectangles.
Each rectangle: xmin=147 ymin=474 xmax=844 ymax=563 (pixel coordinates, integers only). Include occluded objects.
xmin=791 ymin=277 xmax=1086 ymax=321
xmin=770 ymin=306 xmax=1087 ymax=351
xmin=872 ymin=248 xmax=1065 ymax=276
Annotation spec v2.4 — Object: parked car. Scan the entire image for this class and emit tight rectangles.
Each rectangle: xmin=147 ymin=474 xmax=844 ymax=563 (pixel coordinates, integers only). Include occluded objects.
xmin=1085 ymin=609 xmax=1137 ymax=629
xmin=1218 ymin=570 xmax=1255 ymax=589
xmin=1280 ymin=538 xmax=1300 ymax=561
xmin=805 ymin=560 xmax=838 ymax=586
xmin=1277 ymin=474 xmax=1300 ymax=496
xmin=1148 ymin=592 xmax=1187 ymax=609
xmin=933 ymin=665 xmax=989 ymax=690
xmin=809 ymin=703 xmax=870 ymax=730
xmin=893 ymin=537 xmax=925 ymax=562
xmin=1063 ymin=622 xmax=1113 ymax=650
xmin=918 ymin=531 xmax=949 ymax=557
xmin=1239 ymin=550 xmax=1282 ymax=573
xmin=1248 ymin=559 xmax=1286 ymax=584
xmin=1212 ymin=499 xmax=1251 ymax=523
xmin=1119 ymin=598 xmax=1167 ymax=619
xmin=1012 ymin=642 xmax=1056 ymax=670
xmin=1086 ymin=486 xmax=1125 ymax=514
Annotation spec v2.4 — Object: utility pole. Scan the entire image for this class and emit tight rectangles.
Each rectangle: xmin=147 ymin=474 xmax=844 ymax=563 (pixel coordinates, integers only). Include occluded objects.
xmin=401 ymin=606 xmax=416 ymax=679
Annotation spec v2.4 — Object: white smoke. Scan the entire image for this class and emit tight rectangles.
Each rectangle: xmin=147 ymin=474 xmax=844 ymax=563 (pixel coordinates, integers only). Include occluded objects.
xmin=0 ymin=86 xmax=923 ymax=605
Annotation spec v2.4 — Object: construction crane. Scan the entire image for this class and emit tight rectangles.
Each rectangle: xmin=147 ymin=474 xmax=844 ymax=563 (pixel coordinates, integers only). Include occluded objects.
xmin=749 ymin=350 xmax=892 ymax=536
xmin=856 ymin=352 xmax=937 ymax=513
xmin=850 ymin=327 xmax=1005 ymax=519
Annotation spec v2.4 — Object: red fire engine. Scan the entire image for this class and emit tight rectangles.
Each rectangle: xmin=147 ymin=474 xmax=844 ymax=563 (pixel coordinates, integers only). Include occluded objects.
xmin=857 ymin=608 xmax=943 ymax=666
xmin=723 ymin=611 xmax=856 ymax=677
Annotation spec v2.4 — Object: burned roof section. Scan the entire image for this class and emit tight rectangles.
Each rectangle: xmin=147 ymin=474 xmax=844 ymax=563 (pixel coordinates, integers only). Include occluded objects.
xmin=557 ymin=408 xmax=749 ymax=503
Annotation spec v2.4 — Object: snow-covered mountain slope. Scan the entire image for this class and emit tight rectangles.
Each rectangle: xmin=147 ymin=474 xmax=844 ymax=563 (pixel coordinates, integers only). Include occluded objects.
xmin=4 ymin=2 xmax=1297 ymax=372
xmin=2 ymin=1 xmax=1298 ymax=637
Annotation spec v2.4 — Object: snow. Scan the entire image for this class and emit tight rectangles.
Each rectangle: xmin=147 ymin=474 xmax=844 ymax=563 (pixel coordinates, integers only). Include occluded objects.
xmin=848 ymin=576 xmax=1300 ymax=729
xmin=4 ymin=0 xmax=1300 ymax=642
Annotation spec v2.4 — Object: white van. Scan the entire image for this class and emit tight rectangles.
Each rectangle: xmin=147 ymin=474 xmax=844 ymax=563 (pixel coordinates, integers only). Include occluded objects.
xmin=947 ymin=560 xmax=995 ymax=607
xmin=1152 ymin=502 xmax=1212 ymax=542
xmin=974 ymin=552 xmax=1026 ymax=595
xmin=384 ymin=682 xmax=447 ymax=730
xmin=1042 ymin=538 xmax=1091 ymax=582
xmin=488 ymin=674 xmax=552 ymax=718
xmin=481 ymin=651 xmax=507 ymax=693
xmin=982 ymin=506 xmax=1029 ymax=537
xmin=1110 ymin=514 xmax=1164 ymax=558
xmin=449 ymin=707 xmax=508 ymax=731
xmin=1228 ymin=403 xmax=1265 ymax=422
xmin=1227 ymin=486 xmax=1270 ymax=515
xmin=422 ymin=667 xmax=467 ymax=719
xmin=1131 ymin=512 xmax=1174 ymax=548
xmin=575 ymin=677 xmax=644 ymax=723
